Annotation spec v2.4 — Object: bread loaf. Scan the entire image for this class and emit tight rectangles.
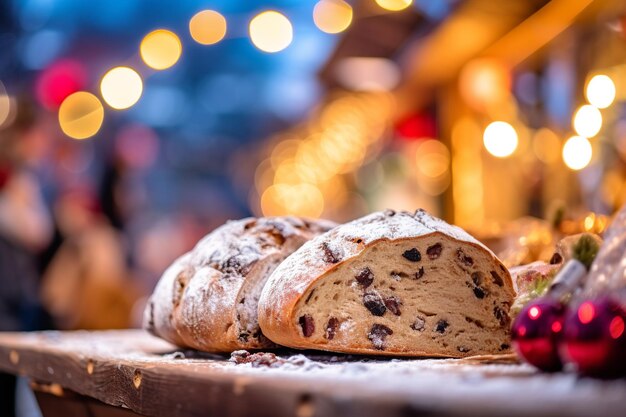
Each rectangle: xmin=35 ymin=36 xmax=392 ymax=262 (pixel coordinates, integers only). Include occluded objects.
xmin=258 ymin=209 xmax=515 ymax=357
xmin=143 ymin=216 xmax=335 ymax=352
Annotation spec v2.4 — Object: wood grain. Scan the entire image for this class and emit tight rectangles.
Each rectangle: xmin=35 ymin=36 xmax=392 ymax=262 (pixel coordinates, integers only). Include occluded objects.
xmin=34 ymin=388 xmax=142 ymax=417
xmin=0 ymin=330 xmax=625 ymax=417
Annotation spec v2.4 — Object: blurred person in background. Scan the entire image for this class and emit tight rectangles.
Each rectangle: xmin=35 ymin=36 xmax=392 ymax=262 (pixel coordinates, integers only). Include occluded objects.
xmin=0 ymin=98 xmax=53 ymax=417
xmin=40 ymin=185 xmax=138 ymax=330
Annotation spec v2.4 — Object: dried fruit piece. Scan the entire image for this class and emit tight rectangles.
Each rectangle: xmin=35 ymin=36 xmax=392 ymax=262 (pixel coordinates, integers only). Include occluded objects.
xmin=468 ymin=272 xmax=488 ymax=299
xmin=229 ymin=350 xmax=283 ymax=367
xmin=363 ymin=292 xmax=386 ymax=316
xmin=490 ymin=270 xmax=504 ymax=287
xmin=384 ymin=296 xmax=402 ymax=316
xmin=402 ymin=248 xmax=422 ymax=262
xmin=299 ymin=315 xmax=315 ymax=337
xmin=473 ymin=287 xmax=486 ymax=299
xmin=494 ymin=306 xmax=510 ymax=327
xmin=390 ymin=271 xmax=409 ymax=281
xmin=426 ymin=243 xmax=443 ymax=260
xmin=411 ymin=316 xmax=426 ymax=331
xmin=435 ymin=320 xmax=449 ymax=333
xmin=456 ymin=248 xmax=474 ymax=267
xmin=355 ymin=267 xmax=374 ymax=288
xmin=414 ymin=267 xmax=425 ymax=279
xmin=325 ymin=317 xmax=339 ymax=340
xmin=368 ymin=324 xmax=393 ymax=350
xmin=321 ymin=242 xmax=340 ymax=264
xmin=465 ymin=316 xmax=485 ymax=328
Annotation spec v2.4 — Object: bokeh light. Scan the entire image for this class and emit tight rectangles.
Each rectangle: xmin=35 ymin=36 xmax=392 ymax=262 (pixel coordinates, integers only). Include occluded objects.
xmin=577 ymin=302 xmax=595 ymax=324
xmin=562 ymin=135 xmax=592 ymax=171
xmin=610 ymin=316 xmax=625 ymax=339
xmin=532 ymin=128 xmax=560 ymax=164
xmin=58 ymin=92 xmax=104 ymax=140
xmin=483 ymin=121 xmax=518 ymax=158
xmin=0 ymin=81 xmax=13 ymax=129
xmin=415 ymin=139 xmax=451 ymax=195
xmin=21 ymin=29 xmax=66 ymax=70
xmin=100 ymin=66 xmax=143 ymax=110
xmin=313 ymin=0 xmax=353 ymax=34
xmin=529 ymin=306 xmax=541 ymax=320
xmin=140 ymin=29 xmax=182 ymax=70
xmin=335 ymin=57 xmax=400 ymax=91
xmin=249 ymin=11 xmax=293 ymax=53
xmin=416 ymin=140 xmax=449 ymax=178
xmin=585 ymin=74 xmax=616 ymax=109
xmin=375 ymin=0 xmax=413 ymax=11
xmin=35 ymin=59 xmax=87 ymax=110
xmin=261 ymin=183 xmax=324 ymax=218
xmin=459 ymin=58 xmax=511 ymax=110
xmin=573 ymin=104 xmax=602 ymax=138
xmin=189 ymin=10 xmax=227 ymax=45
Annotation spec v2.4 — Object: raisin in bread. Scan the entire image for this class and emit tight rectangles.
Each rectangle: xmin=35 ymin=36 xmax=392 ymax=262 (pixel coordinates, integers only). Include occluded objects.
xmin=258 ymin=209 xmax=515 ymax=357
xmin=143 ymin=216 xmax=335 ymax=352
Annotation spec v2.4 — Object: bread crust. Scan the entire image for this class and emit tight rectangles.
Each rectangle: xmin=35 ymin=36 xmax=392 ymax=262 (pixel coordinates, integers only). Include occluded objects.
xmin=143 ymin=216 xmax=335 ymax=352
xmin=258 ymin=209 xmax=515 ymax=356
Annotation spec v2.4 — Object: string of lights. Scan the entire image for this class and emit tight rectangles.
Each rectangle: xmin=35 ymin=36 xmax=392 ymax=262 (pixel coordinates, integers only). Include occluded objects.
xmin=51 ymin=0 xmax=406 ymax=141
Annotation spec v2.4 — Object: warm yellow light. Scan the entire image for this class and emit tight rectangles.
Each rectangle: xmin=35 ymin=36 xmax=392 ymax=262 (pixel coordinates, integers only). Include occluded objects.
xmin=562 ymin=135 xmax=592 ymax=170
xmin=261 ymin=183 xmax=324 ymax=218
xmin=140 ymin=29 xmax=182 ymax=70
xmin=100 ymin=67 xmax=143 ymax=110
xmin=483 ymin=121 xmax=518 ymax=158
xmin=583 ymin=213 xmax=596 ymax=231
xmin=189 ymin=10 xmax=227 ymax=45
xmin=0 ymin=81 xmax=11 ymax=128
xmin=313 ymin=0 xmax=353 ymax=34
xmin=459 ymin=58 xmax=510 ymax=110
xmin=416 ymin=140 xmax=450 ymax=178
xmin=249 ymin=11 xmax=293 ymax=53
xmin=415 ymin=139 xmax=450 ymax=196
xmin=585 ymin=74 xmax=615 ymax=109
xmin=573 ymin=104 xmax=602 ymax=138
xmin=58 ymin=92 xmax=104 ymax=140
xmin=375 ymin=0 xmax=412 ymax=11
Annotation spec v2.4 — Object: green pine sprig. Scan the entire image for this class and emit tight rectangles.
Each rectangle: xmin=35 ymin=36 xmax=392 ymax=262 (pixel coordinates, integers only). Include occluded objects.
xmin=572 ymin=233 xmax=600 ymax=270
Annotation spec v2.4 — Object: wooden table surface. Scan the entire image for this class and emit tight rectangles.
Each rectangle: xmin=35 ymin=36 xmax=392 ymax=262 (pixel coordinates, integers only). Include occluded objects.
xmin=0 ymin=330 xmax=624 ymax=417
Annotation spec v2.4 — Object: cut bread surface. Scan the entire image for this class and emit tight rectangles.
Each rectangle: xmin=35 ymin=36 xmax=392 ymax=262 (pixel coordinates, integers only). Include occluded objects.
xmin=258 ymin=210 xmax=515 ymax=357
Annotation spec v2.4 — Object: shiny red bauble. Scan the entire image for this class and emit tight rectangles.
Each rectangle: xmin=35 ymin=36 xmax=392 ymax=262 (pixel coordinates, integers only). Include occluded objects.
xmin=511 ymin=298 xmax=566 ymax=372
xmin=560 ymin=297 xmax=626 ymax=378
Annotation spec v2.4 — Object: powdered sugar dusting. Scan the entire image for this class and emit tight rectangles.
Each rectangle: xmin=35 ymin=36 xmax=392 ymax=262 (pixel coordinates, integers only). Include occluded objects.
xmin=144 ymin=216 xmax=334 ymax=351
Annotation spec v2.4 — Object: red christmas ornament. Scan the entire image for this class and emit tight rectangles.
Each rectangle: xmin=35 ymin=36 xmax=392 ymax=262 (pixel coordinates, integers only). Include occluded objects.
xmin=560 ymin=297 xmax=626 ymax=378
xmin=511 ymin=299 xmax=565 ymax=372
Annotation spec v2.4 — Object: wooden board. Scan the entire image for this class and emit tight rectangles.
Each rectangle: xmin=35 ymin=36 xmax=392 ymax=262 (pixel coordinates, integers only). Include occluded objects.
xmin=0 ymin=330 xmax=625 ymax=417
